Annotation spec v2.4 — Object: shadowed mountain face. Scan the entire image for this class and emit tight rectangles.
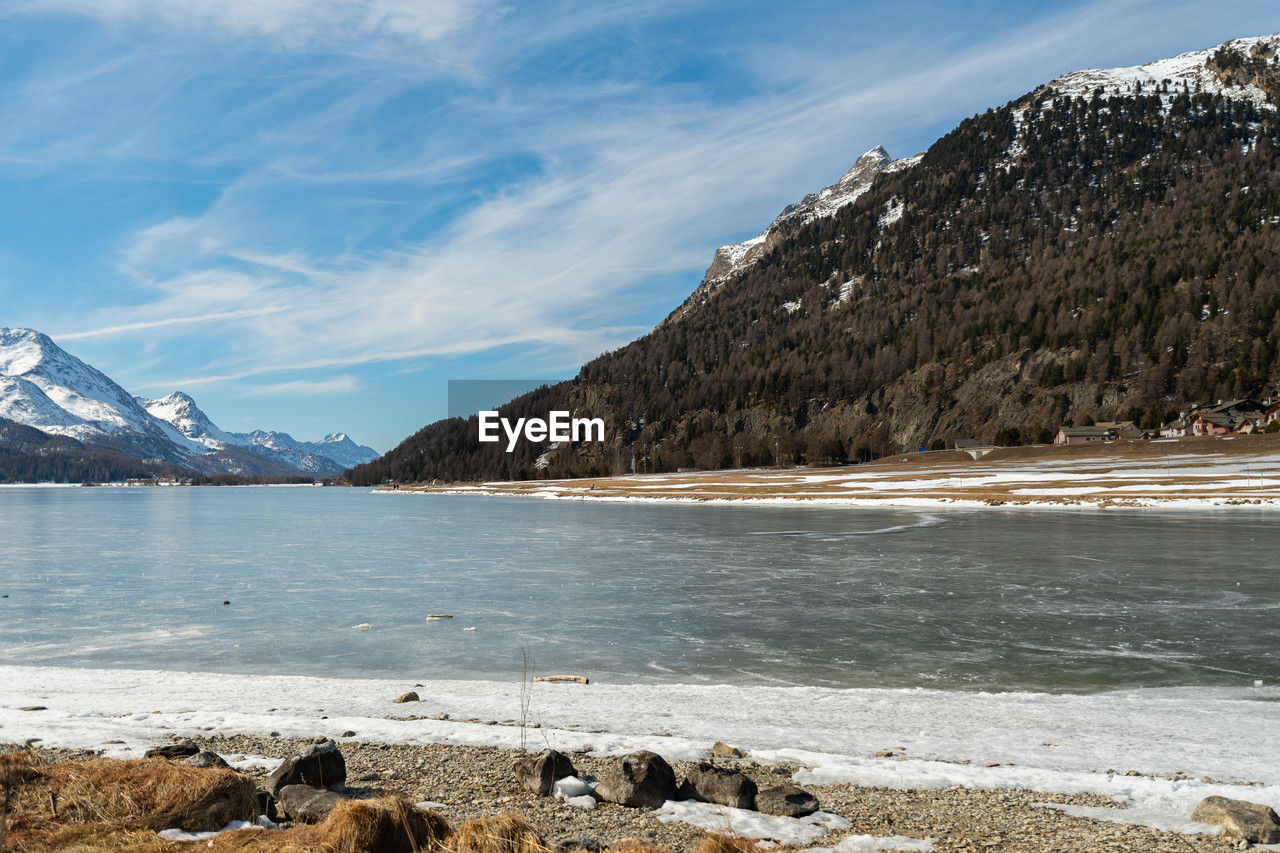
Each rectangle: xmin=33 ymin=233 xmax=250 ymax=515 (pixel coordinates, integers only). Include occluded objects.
xmin=349 ymin=35 xmax=1280 ymax=485
xmin=0 ymin=328 xmax=379 ymax=481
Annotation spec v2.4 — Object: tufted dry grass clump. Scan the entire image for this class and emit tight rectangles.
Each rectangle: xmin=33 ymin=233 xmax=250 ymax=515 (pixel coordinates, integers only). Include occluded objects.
xmin=304 ymin=795 xmax=451 ymax=853
xmin=448 ymin=812 xmax=555 ymax=853
xmin=691 ymin=835 xmax=762 ymax=853
xmin=1 ymin=751 xmax=256 ymax=849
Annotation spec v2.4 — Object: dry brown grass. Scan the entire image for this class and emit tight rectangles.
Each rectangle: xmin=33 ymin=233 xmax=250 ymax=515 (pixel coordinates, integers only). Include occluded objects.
xmin=1 ymin=754 xmax=766 ymax=853
xmin=691 ymin=835 xmax=761 ymax=853
xmin=303 ymin=795 xmax=451 ymax=853
xmin=1 ymin=751 xmax=255 ymax=850
xmin=447 ymin=812 xmax=553 ymax=853
xmin=602 ymin=840 xmax=668 ymax=853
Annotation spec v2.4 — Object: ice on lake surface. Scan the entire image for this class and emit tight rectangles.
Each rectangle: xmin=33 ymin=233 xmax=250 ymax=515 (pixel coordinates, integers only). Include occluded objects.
xmin=0 ymin=487 xmax=1276 ymax=692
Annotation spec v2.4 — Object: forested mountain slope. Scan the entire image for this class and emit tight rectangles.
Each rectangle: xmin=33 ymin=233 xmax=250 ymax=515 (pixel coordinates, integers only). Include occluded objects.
xmin=348 ymin=37 xmax=1280 ymax=484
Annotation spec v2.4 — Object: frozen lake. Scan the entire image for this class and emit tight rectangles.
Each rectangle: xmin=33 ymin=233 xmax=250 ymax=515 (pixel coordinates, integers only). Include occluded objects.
xmin=2 ymin=487 xmax=1275 ymax=692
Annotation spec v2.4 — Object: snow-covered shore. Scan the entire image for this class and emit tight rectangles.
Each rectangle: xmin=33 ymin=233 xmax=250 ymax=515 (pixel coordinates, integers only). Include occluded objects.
xmin=3 ymin=666 xmax=1277 ymax=837
xmin=398 ymin=440 xmax=1280 ymax=510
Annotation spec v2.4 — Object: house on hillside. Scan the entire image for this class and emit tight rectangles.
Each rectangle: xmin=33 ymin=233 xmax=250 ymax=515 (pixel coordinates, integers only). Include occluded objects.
xmin=1161 ymin=416 xmax=1193 ymax=438
xmin=1092 ymin=420 xmax=1144 ymax=439
xmin=1192 ymin=413 xmax=1235 ymax=435
xmin=1055 ymin=425 xmax=1114 ymax=445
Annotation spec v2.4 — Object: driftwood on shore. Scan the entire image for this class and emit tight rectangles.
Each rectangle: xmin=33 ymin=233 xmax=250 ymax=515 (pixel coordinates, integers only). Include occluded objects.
xmin=531 ymin=675 xmax=589 ymax=684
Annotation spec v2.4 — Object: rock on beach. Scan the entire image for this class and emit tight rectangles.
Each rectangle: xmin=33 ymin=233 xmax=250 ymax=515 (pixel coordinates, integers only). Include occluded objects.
xmin=594 ymin=750 xmax=678 ymax=809
xmin=677 ymin=761 xmax=757 ymax=810
xmin=755 ymin=782 xmax=820 ymax=818
xmin=265 ymin=739 xmax=347 ymax=795
xmin=1191 ymin=795 xmax=1280 ymax=844
xmin=513 ymin=749 xmax=577 ymax=796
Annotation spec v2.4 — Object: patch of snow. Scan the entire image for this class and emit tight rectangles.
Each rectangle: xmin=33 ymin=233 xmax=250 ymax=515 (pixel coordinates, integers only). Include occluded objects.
xmin=879 ymin=199 xmax=905 ymax=228
xmin=158 ymin=820 xmax=262 ymax=842
xmin=655 ymin=800 xmax=849 ymax=845
xmin=553 ymin=776 xmax=596 ymax=800
xmin=808 ymin=835 xmax=935 ymax=852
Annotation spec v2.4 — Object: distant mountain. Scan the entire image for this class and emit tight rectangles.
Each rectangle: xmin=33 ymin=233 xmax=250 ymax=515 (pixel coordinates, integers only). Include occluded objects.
xmin=141 ymin=391 xmax=239 ymax=449
xmin=348 ymin=33 xmax=1280 ymax=484
xmin=233 ymin=430 xmax=380 ymax=472
xmin=0 ymin=328 xmax=200 ymax=463
xmin=224 ymin=429 xmax=379 ymax=475
xmin=0 ymin=328 xmax=379 ymax=481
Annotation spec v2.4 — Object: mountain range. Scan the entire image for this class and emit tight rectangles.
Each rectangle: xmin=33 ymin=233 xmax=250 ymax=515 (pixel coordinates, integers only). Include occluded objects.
xmin=346 ymin=34 xmax=1280 ymax=484
xmin=0 ymin=327 xmax=378 ymax=482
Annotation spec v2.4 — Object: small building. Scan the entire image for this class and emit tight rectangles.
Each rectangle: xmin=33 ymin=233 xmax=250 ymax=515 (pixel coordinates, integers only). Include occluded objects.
xmin=1055 ymin=425 xmax=1114 ymax=445
xmin=1192 ymin=413 xmax=1235 ymax=436
xmin=1161 ymin=417 xmax=1193 ymax=438
xmin=1092 ymin=420 xmax=1143 ymax=439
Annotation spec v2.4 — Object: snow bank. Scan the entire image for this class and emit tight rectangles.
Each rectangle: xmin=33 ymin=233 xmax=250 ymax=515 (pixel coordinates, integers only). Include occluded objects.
xmin=3 ymin=666 xmax=1278 ymax=837
xmin=655 ymin=800 xmax=848 ymax=844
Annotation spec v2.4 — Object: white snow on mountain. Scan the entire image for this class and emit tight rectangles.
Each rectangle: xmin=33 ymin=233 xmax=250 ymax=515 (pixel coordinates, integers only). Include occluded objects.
xmin=1048 ymin=34 xmax=1279 ymax=107
xmin=0 ymin=327 xmax=379 ymax=475
xmin=142 ymin=391 xmax=242 ymax=450
xmin=0 ymin=327 xmax=200 ymax=455
xmin=310 ymin=433 xmax=381 ymax=470
xmin=670 ymin=34 xmax=1279 ymax=327
xmin=668 ymin=146 xmax=921 ymax=322
xmin=702 ymin=146 xmax=913 ymax=288
xmin=218 ymin=428 xmax=376 ymax=474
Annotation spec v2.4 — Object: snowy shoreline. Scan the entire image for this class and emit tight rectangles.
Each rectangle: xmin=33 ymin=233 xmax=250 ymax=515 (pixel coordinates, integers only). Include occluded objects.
xmin=388 ymin=442 xmax=1280 ymax=511
xmin=384 ymin=486 xmax=1280 ymax=512
xmin=3 ymin=665 xmax=1278 ymax=837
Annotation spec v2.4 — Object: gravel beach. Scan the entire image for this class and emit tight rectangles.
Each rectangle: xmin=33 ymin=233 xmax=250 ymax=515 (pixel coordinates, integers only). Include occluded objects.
xmin=4 ymin=735 xmax=1244 ymax=852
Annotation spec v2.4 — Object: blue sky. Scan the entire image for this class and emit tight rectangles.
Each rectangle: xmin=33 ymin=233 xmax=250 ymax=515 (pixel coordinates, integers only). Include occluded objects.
xmin=1 ymin=0 xmax=1276 ymax=451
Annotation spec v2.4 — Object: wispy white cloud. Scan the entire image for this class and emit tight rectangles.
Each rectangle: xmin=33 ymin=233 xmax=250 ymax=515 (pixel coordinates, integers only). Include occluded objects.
xmin=239 ymin=374 xmax=360 ymax=396
xmin=11 ymin=0 xmax=494 ymax=51
xmin=55 ymin=306 xmax=287 ymax=340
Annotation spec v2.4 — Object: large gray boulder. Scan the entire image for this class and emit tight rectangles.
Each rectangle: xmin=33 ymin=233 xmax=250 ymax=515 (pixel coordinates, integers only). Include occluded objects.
xmin=277 ymin=784 xmax=346 ymax=824
xmin=594 ymin=751 xmax=677 ymax=809
xmin=755 ymin=782 xmax=819 ymax=818
xmin=144 ymin=740 xmax=199 ymax=759
xmin=265 ymin=739 xmax=347 ymax=796
xmin=187 ymin=750 xmax=230 ymax=769
xmin=677 ymin=761 xmax=757 ymax=810
xmin=513 ymin=749 xmax=577 ymax=796
xmin=1192 ymin=796 xmax=1280 ymax=843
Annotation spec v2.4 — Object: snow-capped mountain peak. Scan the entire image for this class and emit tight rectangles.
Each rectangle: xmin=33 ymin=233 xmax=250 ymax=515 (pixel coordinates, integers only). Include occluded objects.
xmin=0 ymin=327 xmax=380 ymax=477
xmin=0 ymin=327 xmax=200 ymax=454
xmin=1049 ymin=35 xmax=1280 ymax=107
xmin=142 ymin=391 xmax=242 ymax=450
